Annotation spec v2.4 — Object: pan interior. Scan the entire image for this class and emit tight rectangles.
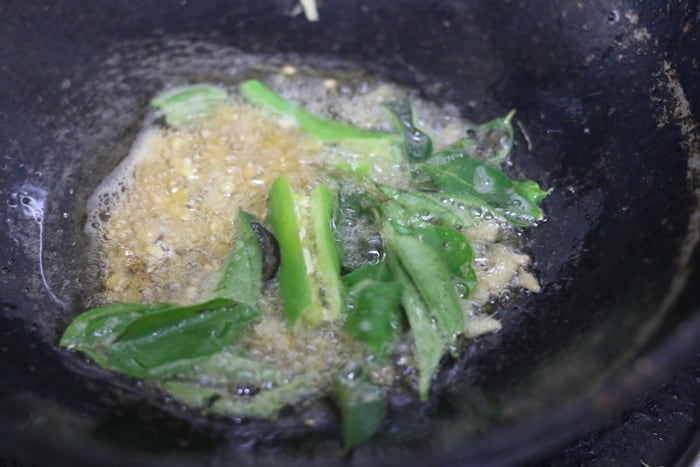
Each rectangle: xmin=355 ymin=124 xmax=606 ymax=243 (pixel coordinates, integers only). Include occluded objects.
xmin=0 ymin=0 xmax=698 ymax=464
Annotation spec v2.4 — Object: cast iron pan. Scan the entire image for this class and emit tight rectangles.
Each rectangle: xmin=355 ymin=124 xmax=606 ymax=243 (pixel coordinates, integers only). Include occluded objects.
xmin=1 ymin=0 xmax=699 ymax=465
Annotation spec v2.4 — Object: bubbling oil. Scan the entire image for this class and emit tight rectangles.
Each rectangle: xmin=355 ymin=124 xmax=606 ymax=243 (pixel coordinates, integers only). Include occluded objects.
xmin=83 ymin=66 xmax=539 ymax=397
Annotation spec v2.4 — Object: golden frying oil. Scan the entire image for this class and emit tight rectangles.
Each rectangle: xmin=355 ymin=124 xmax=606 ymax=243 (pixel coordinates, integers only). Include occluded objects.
xmin=84 ymin=71 xmax=539 ymax=393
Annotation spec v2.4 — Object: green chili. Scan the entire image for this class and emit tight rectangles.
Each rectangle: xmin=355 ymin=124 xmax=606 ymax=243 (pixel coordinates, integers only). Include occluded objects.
xmin=239 ymin=79 xmax=399 ymax=144
xmin=267 ymin=176 xmax=343 ymax=326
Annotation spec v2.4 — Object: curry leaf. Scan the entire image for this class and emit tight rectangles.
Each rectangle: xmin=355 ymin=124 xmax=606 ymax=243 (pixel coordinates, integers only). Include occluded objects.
xmin=79 ymin=299 xmax=259 ymax=378
xmin=341 ymin=262 xmax=392 ymax=288
xmin=60 ymin=302 xmax=165 ymax=350
xmin=422 ymin=150 xmax=548 ymax=225
xmin=446 ymin=111 xmax=516 ymax=167
xmin=61 ymin=205 xmax=264 ymax=379
xmin=150 ymin=84 xmax=228 ymax=128
xmin=332 ymin=372 xmax=387 ymax=452
xmin=344 ymin=277 xmax=403 ymax=356
xmin=387 ymin=228 xmax=464 ymax=338
xmin=384 ymin=98 xmax=432 ymax=161
xmin=385 ymin=247 xmax=444 ymax=400
xmin=381 ymin=186 xmax=473 ymax=229
xmin=211 ymin=209 xmax=263 ymax=306
xmin=414 ymin=226 xmax=474 ymax=275
xmin=474 ymin=110 xmax=516 ymax=167
xmin=414 ymin=225 xmax=477 ymax=297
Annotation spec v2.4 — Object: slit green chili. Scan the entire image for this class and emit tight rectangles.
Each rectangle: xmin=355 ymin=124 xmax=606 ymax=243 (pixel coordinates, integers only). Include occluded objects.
xmin=239 ymin=79 xmax=399 ymax=143
xmin=267 ymin=175 xmax=343 ymax=326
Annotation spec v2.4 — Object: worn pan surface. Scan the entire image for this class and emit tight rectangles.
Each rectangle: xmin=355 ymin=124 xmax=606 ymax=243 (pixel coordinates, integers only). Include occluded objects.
xmin=1 ymin=0 xmax=699 ymax=465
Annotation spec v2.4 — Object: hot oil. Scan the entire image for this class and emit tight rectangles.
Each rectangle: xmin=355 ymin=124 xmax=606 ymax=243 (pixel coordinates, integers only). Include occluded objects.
xmin=81 ymin=58 xmax=539 ymax=409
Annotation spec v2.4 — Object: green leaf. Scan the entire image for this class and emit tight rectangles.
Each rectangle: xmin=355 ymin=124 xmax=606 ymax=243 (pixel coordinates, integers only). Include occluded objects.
xmin=341 ymin=261 xmax=403 ymax=356
xmin=414 ymin=226 xmax=474 ymax=274
xmin=341 ymin=262 xmax=392 ymax=288
xmin=332 ymin=372 xmax=387 ymax=452
xmin=150 ymin=84 xmax=228 ymax=128
xmin=421 ymin=191 xmax=512 ymax=225
xmin=393 ymin=273 xmax=443 ymax=400
xmin=443 ymin=111 xmax=516 ymax=167
xmin=469 ymin=110 xmax=516 ymax=167
xmin=422 ymin=150 xmax=548 ymax=225
xmin=381 ymin=186 xmax=473 ymax=229
xmin=388 ymin=231 xmax=464 ymax=338
xmin=108 ymin=299 xmax=259 ymax=378
xmin=61 ymin=299 xmax=260 ymax=378
xmin=384 ymin=98 xmax=432 ymax=161
xmin=211 ymin=209 xmax=263 ymax=306
xmin=383 ymin=221 xmax=477 ymax=300
xmin=345 ymin=278 xmax=402 ymax=356
xmin=413 ymin=226 xmax=477 ymax=297
xmin=384 ymin=247 xmax=444 ymax=400
xmin=60 ymin=302 xmax=167 ymax=350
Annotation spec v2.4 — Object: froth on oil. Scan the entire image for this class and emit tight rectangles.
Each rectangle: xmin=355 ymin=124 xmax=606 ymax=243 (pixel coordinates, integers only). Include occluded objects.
xmin=82 ymin=66 xmax=540 ymax=394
